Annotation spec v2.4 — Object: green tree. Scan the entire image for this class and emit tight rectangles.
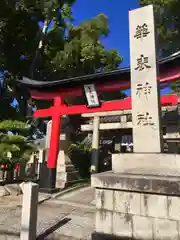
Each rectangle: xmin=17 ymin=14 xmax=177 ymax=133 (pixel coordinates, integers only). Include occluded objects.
xmin=0 ymin=1 xmax=124 ymax=111
xmin=0 ymin=0 xmax=76 ymax=117
xmin=139 ymin=0 xmax=180 ymax=91
xmin=48 ymin=14 xmax=123 ymax=80
xmin=139 ymin=0 xmax=180 ymax=56
xmin=0 ymin=1 xmax=124 ymax=148
xmin=0 ymin=1 xmax=123 ymax=116
xmin=46 ymin=13 xmax=123 ymax=106
xmin=0 ymin=0 xmax=76 ymax=160
xmin=0 ymin=120 xmax=36 ymax=170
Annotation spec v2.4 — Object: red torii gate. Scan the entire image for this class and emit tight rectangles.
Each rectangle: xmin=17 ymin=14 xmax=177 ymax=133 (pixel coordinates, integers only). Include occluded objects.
xmin=33 ymin=92 xmax=177 ymax=169
xmin=31 ymin=80 xmax=178 ymax=169
xmin=18 ymin=52 xmax=180 ymax=186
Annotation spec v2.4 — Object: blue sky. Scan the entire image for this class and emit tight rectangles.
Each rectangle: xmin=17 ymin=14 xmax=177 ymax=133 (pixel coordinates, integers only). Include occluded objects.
xmin=72 ymin=0 xmax=171 ymax=96
xmin=72 ymin=0 xmax=139 ymax=68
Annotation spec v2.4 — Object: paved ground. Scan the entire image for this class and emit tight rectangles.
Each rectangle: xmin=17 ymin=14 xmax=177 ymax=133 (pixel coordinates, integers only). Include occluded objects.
xmin=0 ymin=186 xmax=95 ymax=239
xmin=55 ymin=186 xmax=95 ymax=205
xmin=0 ymin=192 xmax=51 ymax=208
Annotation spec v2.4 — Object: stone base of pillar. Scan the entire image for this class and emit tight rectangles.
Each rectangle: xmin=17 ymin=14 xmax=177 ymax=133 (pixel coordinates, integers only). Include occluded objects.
xmin=56 ymin=150 xmax=79 ymax=189
xmin=39 ymin=167 xmax=59 ymax=194
xmin=39 ymin=187 xmax=59 ymax=194
xmin=38 ymin=149 xmax=59 ymax=194
xmin=92 ymin=153 xmax=180 ymax=240
xmin=91 ymin=148 xmax=99 ymax=174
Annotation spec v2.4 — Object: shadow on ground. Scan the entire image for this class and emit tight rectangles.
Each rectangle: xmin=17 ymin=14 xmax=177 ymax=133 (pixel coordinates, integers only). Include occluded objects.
xmin=0 ymin=218 xmax=72 ymax=240
xmin=36 ymin=217 xmax=71 ymax=240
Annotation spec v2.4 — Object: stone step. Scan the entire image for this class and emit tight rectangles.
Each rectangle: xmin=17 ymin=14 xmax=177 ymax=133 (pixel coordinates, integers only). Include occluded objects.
xmin=56 ymin=179 xmax=82 ymax=189
xmin=112 ymin=153 xmax=180 ymax=177
xmin=57 ymin=164 xmax=76 ymax=172
xmin=56 ymin=171 xmax=79 ymax=182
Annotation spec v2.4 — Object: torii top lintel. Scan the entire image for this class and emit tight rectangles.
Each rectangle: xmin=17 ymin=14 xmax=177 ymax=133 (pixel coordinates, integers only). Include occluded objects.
xmin=18 ymin=52 xmax=180 ymax=100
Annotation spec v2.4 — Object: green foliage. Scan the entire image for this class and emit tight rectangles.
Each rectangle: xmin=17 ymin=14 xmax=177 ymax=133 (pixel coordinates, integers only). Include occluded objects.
xmin=139 ymin=1 xmax=180 ymax=90
xmin=0 ymin=120 xmax=36 ymax=168
xmin=139 ymin=0 xmax=180 ymax=56
xmin=0 ymin=0 xmax=75 ymax=78
xmin=1 ymin=2 xmax=123 ymax=83
xmin=50 ymin=14 xmax=123 ymax=79
xmin=170 ymin=79 xmax=180 ymax=93
xmin=68 ymin=142 xmax=91 ymax=179
xmin=0 ymin=1 xmax=123 ymax=134
xmin=0 ymin=143 xmax=20 ymax=154
xmin=0 ymin=135 xmax=26 ymax=144
xmin=0 ymin=0 xmax=76 ymax=118
xmin=69 ymin=141 xmax=92 ymax=154
xmin=0 ymin=120 xmax=29 ymax=131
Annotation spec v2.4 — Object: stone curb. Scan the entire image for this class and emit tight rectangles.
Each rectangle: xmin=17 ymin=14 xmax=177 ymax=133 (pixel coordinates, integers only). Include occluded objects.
xmin=38 ymin=196 xmax=51 ymax=204
xmin=16 ymin=195 xmax=51 ymax=208
xmin=0 ymin=183 xmax=90 ymax=205
xmin=51 ymin=183 xmax=90 ymax=199
xmin=49 ymin=198 xmax=95 ymax=210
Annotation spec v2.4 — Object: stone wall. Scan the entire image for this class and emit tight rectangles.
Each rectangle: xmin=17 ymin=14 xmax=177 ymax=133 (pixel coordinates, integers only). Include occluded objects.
xmin=95 ymin=187 xmax=180 ymax=239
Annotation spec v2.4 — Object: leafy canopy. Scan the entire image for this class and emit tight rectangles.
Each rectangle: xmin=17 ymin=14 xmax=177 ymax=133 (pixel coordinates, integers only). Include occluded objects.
xmin=49 ymin=14 xmax=123 ymax=79
xmin=0 ymin=0 xmax=76 ymax=118
xmin=139 ymin=0 xmax=180 ymax=90
xmin=0 ymin=1 xmax=124 ymax=145
xmin=139 ymin=0 xmax=180 ymax=56
xmin=0 ymin=120 xmax=36 ymax=165
xmin=0 ymin=0 xmax=122 ymax=82
xmin=0 ymin=0 xmax=123 ymax=116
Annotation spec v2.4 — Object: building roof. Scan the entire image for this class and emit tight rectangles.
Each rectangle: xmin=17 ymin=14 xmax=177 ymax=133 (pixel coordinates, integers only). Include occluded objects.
xmin=17 ymin=51 xmax=180 ymax=90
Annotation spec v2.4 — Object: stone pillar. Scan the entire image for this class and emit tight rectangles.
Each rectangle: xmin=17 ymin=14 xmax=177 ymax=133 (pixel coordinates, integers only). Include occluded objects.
xmin=26 ymin=153 xmax=36 ymax=179
xmin=56 ymin=150 xmax=79 ymax=189
xmin=177 ymin=85 xmax=180 ymax=153
xmin=129 ymin=5 xmax=163 ymax=153
xmin=45 ymin=120 xmax=52 ymax=149
xmin=91 ymin=5 xmax=180 ymax=240
xmin=20 ymin=182 xmax=38 ymax=240
xmin=91 ymin=116 xmax=100 ymax=173
xmin=55 ymin=126 xmax=79 ymax=189
xmin=45 ymin=116 xmax=78 ymax=189
xmin=177 ymin=85 xmax=180 ymax=116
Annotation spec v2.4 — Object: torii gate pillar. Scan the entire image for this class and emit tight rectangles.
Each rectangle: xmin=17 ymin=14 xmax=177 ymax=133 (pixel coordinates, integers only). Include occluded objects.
xmin=39 ymin=97 xmax=62 ymax=193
